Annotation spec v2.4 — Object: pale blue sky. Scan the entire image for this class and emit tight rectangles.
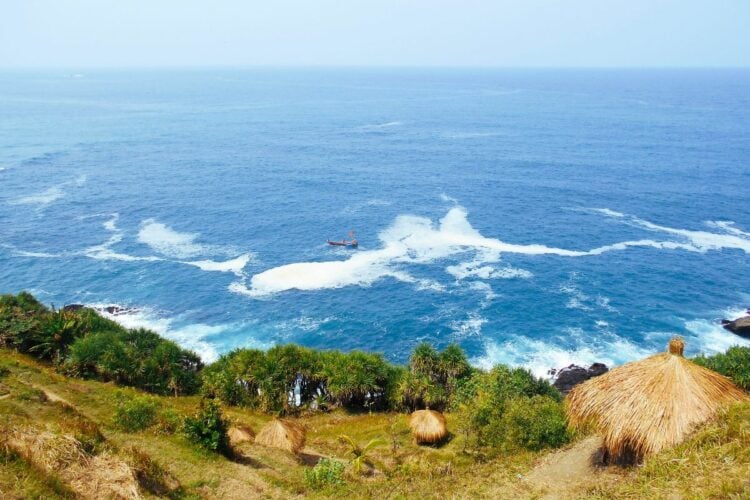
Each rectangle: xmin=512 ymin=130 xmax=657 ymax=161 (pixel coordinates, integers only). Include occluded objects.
xmin=1 ymin=0 xmax=749 ymax=68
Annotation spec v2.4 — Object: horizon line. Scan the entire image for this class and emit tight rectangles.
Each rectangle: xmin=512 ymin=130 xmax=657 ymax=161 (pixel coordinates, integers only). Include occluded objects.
xmin=1 ymin=64 xmax=749 ymax=72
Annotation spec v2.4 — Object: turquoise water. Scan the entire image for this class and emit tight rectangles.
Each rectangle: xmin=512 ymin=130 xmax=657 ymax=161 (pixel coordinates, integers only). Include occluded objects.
xmin=1 ymin=68 xmax=749 ymax=375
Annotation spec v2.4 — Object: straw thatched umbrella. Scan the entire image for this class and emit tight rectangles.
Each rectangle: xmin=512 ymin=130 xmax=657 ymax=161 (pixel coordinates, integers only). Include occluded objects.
xmin=409 ymin=409 xmax=448 ymax=445
xmin=254 ymin=419 xmax=306 ymax=454
xmin=228 ymin=424 xmax=255 ymax=447
xmin=567 ymin=336 xmax=748 ymax=463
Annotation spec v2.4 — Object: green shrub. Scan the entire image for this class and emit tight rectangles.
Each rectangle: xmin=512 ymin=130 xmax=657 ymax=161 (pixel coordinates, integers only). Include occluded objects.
xmin=155 ymin=408 xmax=183 ymax=435
xmin=453 ymin=368 xmax=565 ymax=452
xmin=65 ymin=328 xmax=202 ymax=396
xmin=502 ymin=395 xmax=570 ymax=451
xmin=397 ymin=343 xmax=472 ymax=411
xmin=304 ymin=458 xmax=346 ymax=490
xmin=65 ymin=331 xmax=131 ymax=381
xmin=182 ymin=398 xmax=230 ymax=454
xmin=113 ymin=393 xmax=160 ymax=432
xmin=694 ymin=346 xmax=750 ymax=391
xmin=0 ymin=292 xmax=45 ymax=350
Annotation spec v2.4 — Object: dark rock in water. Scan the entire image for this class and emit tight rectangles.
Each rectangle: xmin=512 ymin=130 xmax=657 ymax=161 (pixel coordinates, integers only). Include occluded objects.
xmin=552 ymin=363 xmax=609 ymax=395
xmin=98 ymin=305 xmax=137 ymax=316
xmin=722 ymin=316 xmax=750 ymax=339
xmin=62 ymin=304 xmax=84 ymax=311
xmin=587 ymin=362 xmax=608 ymax=377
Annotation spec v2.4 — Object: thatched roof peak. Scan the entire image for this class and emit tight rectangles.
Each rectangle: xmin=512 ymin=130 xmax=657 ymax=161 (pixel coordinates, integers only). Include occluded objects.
xmin=566 ymin=338 xmax=748 ymax=463
xmin=255 ymin=419 xmax=306 ymax=454
xmin=409 ymin=409 xmax=448 ymax=445
xmin=668 ymin=336 xmax=685 ymax=356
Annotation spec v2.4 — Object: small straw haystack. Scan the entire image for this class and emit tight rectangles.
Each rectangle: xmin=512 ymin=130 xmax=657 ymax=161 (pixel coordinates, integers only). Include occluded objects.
xmin=228 ymin=424 xmax=255 ymax=447
xmin=567 ymin=336 xmax=748 ymax=463
xmin=409 ymin=409 xmax=448 ymax=445
xmin=254 ymin=419 xmax=306 ymax=454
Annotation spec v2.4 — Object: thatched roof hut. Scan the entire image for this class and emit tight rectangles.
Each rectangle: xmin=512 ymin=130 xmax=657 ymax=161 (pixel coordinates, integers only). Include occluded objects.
xmin=567 ymin=336 xmax=748 ymax=463
xmin=409 ymin=409 xmax=448 ymax=445
xmin=254 ymin=419 xmax=305 ymax=454
xmin=228 ymin=424 xmax=255 ymax=447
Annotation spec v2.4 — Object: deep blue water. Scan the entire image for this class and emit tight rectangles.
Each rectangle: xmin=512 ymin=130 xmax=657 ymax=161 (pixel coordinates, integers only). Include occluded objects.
xmin=1 ymin=68 xmax=749 ymax=375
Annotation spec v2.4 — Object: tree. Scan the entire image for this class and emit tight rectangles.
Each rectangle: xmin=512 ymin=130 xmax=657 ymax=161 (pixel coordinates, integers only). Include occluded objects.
xmin=29 ymin=309 xmax=86 ymax=362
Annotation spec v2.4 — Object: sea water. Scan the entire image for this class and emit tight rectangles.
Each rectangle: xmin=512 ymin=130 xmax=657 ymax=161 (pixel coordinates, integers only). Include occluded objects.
xmin=1 ymin=68 xmax=749 ymax=375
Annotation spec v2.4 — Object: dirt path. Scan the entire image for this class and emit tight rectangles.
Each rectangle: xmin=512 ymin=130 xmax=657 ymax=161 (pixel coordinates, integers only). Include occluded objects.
xmin=33 ymin=384 xmax=72 ymax=405
xmin=523 ymin=436 xmax=620 ymax=499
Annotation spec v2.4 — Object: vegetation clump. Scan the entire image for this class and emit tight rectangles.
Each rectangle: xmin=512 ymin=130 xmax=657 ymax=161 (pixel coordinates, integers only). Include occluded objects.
xmin=0 ymin=292 xmax=202 ymax=396
xmin=182 ymin=398 xmax=230 ymax=455
xmin=694 ymin=345 xmax=750 ymax=391
xmin=453 ymin=365 xmax=568 ymax=453
xmin=304 ymin=458 xmax=346 ymax=490
xmin=112 ymin=393 xmax=160 ymax=432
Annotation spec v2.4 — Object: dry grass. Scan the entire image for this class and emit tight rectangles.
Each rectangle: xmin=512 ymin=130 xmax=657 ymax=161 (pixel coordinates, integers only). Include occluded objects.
xmin=6 ymin=428 xmax=140 ymax=499
xmin=67 ymin=453 xmax=140 ymax=500
xmin=409 ymin=410 xmax=448 ymax=445
xmin=567 ymin=336 xmax=749 ymax=462
xmin=255 ymin=419 xmax=306 ymax=455
xmin=2 ymin=347 xmax=750 ymax=499
xmin=228 ymin=424 xmax=256 ymax=447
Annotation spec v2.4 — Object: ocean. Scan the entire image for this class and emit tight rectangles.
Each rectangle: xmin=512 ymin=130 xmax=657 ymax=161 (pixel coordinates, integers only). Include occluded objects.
xmin=1 ymin=68 xmax=749 ymax=376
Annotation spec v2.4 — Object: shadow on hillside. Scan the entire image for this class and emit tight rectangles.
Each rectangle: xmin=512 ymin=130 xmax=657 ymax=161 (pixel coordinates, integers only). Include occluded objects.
xmin=298 ymin=451 xmax=323 ymax=467
xmin=230 ymin=452 xmax=267 ymax=468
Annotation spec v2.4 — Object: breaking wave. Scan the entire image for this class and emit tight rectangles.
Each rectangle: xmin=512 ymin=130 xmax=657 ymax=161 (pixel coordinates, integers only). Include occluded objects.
xmin=239 ymin=202 xmax=750 ymax=297
xmin=473 ymin=329 xmax=655 ymax=378
xmin=138 ymin=219 xmax=210 ymax=258
xmin=93 ymin=304 xmax=243 ymax=363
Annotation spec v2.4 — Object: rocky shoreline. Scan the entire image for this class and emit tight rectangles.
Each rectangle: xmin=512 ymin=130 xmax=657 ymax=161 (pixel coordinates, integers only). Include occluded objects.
xmin=549 ymin=363 xmax=609 ymax=395
xmin=63 ymin=303 xmax=138 ymax=316
xmin=721 ymin=308 xmax=750 ymax=339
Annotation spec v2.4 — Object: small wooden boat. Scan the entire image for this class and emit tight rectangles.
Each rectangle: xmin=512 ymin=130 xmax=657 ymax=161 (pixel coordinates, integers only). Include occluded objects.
xmin=328 ymin=230 xmax=358 ymax=248
xmin=327 ymin=239 xmax=358 ymax=248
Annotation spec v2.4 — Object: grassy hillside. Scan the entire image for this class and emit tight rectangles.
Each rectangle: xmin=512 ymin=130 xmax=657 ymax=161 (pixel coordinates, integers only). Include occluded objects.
xmin=2 ymin=349 xmax=750 ymax=499
xmin=2 ymin=292 xmax=749 ymax=498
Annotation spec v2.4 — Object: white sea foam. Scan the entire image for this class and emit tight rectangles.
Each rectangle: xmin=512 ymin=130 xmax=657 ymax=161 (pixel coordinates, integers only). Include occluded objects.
xmin=83 ymin=214 xmax=161 ymax=262
xmin=591 ymin=209 xmax=750 ymax=254
xmin=559 ymin=274 xmax=593 ymax=311
xmin=474 ymin=306 xmax=750 ymax=378
xmin=439 ymin=193 xmax=459 ymax=204
xmin=706 ymin=220 xmax=750 ymax=238
xmin=450 ymin=312 xmax=487 ymax=340
xmin=683 ymin=307 xmax=750 ymax=355
xmin=473 ymin=331 xmax=653 ymax=378
xmin=11 ymin=249 xmax=60 ymax=258
xmin=138 ymin=219 xmax=208 ymax=258
xmin=445 ymin=250 xmax=532 ymax=281
xmin=232 ymin=202 xmax=750 ymax=298
xmin=185 ymin=254 xmax=252 ymax=276
xmin=467 ymin=281 xmax=498 ymax=303
xmin=240 ymin=205 xmax=584 ymax=297
xmin=10 ymin=186 xmax=65 ymax=206
xmin=94 ymin=305 xmax=236 ymax=362
xmin=596 ymin=296 xmax=618 ymax=313
xmin=9 ymin=175 xmax=87 ymax=207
